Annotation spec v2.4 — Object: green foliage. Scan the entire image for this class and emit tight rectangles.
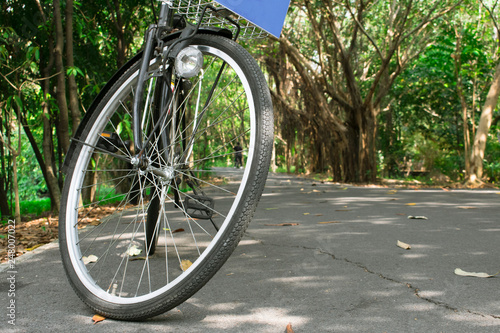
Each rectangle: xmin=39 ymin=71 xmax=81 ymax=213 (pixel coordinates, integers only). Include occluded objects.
xmin=19 ymin=198 xmax=51 ymax=217
xmin=380 ymin=8 xmax=497 ymax=182
xmin=66 ymin=66 xmax=84 ymax=77
xmin=484 ymin=130 xmax=500 ymax=183
xmin=0 ymin=198 xmax=51 ymax=219
xmin=0 ymin=0 xmax=155 ymax=216
xmin=16 ymin=133 xmax=47 ymax=201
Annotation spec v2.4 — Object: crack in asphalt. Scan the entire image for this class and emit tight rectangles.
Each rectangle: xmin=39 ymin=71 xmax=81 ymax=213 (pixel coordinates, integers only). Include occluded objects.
xmin=255 ymin=239 xmax=500 ymax=321
xmin=331 ymin=253 xmax=500 ymax=320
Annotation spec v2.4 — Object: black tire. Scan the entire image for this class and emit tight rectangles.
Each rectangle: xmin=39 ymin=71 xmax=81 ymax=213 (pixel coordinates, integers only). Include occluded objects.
xmin=59 ymin=34 xmax=273 ymax=320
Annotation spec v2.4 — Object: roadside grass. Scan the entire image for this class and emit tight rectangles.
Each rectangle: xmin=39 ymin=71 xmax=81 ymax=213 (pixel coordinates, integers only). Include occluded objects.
xmin=1 ymin=198 xmax=51 ymax=225
xmin=21 ymin=198 xmax=51 ymax=216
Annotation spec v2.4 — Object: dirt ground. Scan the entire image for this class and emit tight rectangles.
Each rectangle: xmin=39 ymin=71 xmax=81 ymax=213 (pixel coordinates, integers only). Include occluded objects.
xmin=0 ymin=206 xmax=118 ymax=264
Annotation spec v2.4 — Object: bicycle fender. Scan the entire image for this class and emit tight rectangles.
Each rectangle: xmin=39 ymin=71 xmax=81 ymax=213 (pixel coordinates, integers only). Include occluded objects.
xmin=62 ymin=27 xmax=233 ymax=173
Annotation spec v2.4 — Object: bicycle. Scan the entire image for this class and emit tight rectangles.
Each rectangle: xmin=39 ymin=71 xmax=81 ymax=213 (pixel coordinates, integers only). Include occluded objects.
xmin=59 ymin=0 xmax=288 ymax=321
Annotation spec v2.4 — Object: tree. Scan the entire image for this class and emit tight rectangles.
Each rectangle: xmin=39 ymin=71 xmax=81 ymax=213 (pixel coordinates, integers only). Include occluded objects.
xmin=469 ymin=0 xmax=500 ymax=184
xmin=265 ymin=0 xmax=461 ymax=182
xmin=53 ymin=0 xmax=70 ymax=155
xmin=66 ymin=0 xmax=81 ymax=133
xmin=0 ymin=0 xmax=153 ymax=218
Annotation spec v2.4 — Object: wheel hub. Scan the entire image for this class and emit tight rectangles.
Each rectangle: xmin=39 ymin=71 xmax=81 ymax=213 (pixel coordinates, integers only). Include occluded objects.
xmin=148 ymin=165 xmax=175 ymax=182
xmin=131 ymin=155 xmax=175 ymax=181
xmin=131 ymin=155 xmax=149 ymax=171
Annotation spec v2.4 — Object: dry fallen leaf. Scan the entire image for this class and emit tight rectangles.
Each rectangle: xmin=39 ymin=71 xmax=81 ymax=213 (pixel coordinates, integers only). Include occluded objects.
xmin=405 ymin=203 xmax=417 ymax=206
xmin=387 ymin=190 xmax=398 ymax=194
xmin=180 ymin=259 xmax=193 ymax=271
xmin=315 ymin=214 xmax=323 ymax=216
xmin=126 ymin=245 xmax=142 ymax=257
xmin=92 ymin=314 xmax=106 ymax=324
xmin=264 ymin=223 xmax=299 ymax=227
xmin=286 ymin=323 xmax=295 ymax=333
xmin=265 ymin=207 xmax=279 ymax=210
xmin=83 ymin=255 xmax=98 ymax=264
xmin=397 ymin=240 xmax=411 ymax=250
xmin=172 ymin=228 xmax=185 ymax=234
xmin=26 ymin=244 xmax=44 ymax=251
xmin=408 ymin=216 xmax=428 ymax=220
xmin=457 ymin=206 xmax=477 ymax=210
xmin=303 ymin=213 xmax=310 ymax=215
xmin=454 ymin=268 xmax=500 ymax=278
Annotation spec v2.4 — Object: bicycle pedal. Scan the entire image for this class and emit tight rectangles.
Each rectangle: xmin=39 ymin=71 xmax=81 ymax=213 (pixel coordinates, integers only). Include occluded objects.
xmin=184 ymin=195 xmax=214 ymax=219
xmin=97 ymin=131 xmax=131 ymax=154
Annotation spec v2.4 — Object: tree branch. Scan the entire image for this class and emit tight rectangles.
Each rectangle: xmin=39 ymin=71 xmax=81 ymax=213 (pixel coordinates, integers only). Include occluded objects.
xmin=480 ymin=0 xmax=500 ymax=48
xmin=345 ymin=0 xmax=383 ymax=60
xmin=402 ymin=2 xmax=463 ymax=42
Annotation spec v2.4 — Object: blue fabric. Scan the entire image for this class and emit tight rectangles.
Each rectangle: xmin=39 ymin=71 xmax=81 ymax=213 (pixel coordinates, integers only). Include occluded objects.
xmin=215 ymin=0 xmax=290 ymax=38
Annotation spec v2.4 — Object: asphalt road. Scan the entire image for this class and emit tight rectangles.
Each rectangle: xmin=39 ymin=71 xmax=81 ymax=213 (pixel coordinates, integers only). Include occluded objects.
xmin=1 ymin=173 xmax=500 ymax=332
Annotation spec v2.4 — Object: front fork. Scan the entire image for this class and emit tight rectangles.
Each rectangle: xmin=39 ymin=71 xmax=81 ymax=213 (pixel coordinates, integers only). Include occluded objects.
xmin=134 ymin=2 xmax=236 ymax=230
xmin=133 ymin=1 xmax=175 ymax=155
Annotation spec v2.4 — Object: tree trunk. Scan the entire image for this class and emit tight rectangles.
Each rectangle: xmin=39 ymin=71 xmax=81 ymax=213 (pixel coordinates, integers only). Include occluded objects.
xmin=344 ymin=124 xmax=359 ymax=182
xmin=41 ymin=36 xmax=61 ymax=213
xmin=270 ymin=140 xmax=277 ymax=172
xmin=54 ymin=0 xmax=70 ymax=155
xmin=0 ymin=112 xmax=10 ymax=217
xmin=286 ymin=141 xmax=291 ymax=173
xmin=6 ymin=104 xmax=22 ymax=223
xmin=384 ymin=106 xmax=396 ymax=177
xmin=469 ymin=62 xmax=500 ymax=184
xmin=365 ymin=106 xmax=378 ymax=182
xmin=453 ymin=30 xmax=471 ymax=175
xmin=0 ymin=177 xmax=9 ymax=217
xmin=66 ymin=0 xmax=81 ymax=134
xmin=33 ymin=0 xmax=60 ymax=213
xmin=41 ymin=96 xmax=62 ymax=213
xmin=109 ymin=0 xmax=127 ymax=67
xmin=12 ymin=126 xmax=21 ymax=224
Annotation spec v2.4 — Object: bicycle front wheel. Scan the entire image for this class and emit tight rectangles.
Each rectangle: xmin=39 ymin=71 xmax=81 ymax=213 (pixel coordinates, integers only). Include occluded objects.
xmin=59 ymin=34 xmax=273 ymax=320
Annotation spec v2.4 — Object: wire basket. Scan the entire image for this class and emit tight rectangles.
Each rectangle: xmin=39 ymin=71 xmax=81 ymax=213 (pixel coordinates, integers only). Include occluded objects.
xmin=172 ymin=0 xmax=268 ymax=40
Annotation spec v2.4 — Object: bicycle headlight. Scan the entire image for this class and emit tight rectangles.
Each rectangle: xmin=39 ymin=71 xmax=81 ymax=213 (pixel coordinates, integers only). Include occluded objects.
xmin=175 ymin=46 xmax=203 ymax=78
